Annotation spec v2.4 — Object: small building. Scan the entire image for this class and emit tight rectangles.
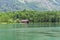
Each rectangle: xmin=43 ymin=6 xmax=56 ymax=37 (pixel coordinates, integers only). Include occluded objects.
xmin=21 ymin=19 xmax=29 ymax=24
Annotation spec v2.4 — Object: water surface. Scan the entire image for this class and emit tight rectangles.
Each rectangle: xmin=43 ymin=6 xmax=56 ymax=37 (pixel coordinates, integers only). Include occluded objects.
xmin=0 ymin=23 xmax=60 ymax=40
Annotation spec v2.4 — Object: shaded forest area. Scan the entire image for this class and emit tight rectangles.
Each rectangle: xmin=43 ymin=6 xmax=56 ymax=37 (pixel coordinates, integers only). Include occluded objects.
xmin=0 ymin=10 xmax=60 ymax=23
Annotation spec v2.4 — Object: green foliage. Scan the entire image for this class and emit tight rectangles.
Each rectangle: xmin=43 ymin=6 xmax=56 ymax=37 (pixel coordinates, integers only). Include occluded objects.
xmin=0 ymin=10 xmax=60 ymax=23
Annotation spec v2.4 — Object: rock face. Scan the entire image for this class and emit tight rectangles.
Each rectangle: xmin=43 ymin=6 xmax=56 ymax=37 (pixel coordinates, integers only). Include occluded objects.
xmin=0 ymin=0 xmax=60 ymax=12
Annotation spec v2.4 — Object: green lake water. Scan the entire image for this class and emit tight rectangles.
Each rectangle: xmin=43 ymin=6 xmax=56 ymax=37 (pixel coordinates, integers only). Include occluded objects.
xmin=0 ymin=23 xmax=60 ymax=40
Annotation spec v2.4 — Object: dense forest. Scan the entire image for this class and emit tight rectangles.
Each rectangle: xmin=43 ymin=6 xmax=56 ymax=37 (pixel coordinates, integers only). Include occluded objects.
xmin=0 ymin=10 xmax=60 ymax=23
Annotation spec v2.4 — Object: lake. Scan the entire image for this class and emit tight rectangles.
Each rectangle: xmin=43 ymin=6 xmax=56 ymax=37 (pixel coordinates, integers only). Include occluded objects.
xmin=0 ymin=23 xmax=60 ymax=40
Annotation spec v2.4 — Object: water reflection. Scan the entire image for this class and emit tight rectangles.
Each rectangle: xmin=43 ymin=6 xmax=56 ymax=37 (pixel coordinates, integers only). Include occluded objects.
xmin=27 ymin=22 xmax=60 ymax=27
xmin=0 ymin=23 xmax=60 ymax=40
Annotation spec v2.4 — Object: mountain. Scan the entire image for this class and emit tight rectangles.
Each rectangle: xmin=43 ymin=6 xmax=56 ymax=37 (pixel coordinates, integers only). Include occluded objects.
xmin=0 ymin=0 xmax=60 ymax=12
